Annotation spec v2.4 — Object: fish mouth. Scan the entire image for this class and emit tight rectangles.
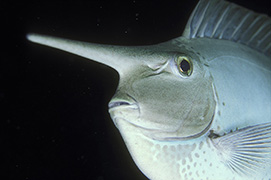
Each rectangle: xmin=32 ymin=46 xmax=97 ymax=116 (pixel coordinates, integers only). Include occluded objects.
xmin=108 ymin=93 xmax=139 ymax=110
xmin=108 ymin=101 xmax=131 ymax=109
xmin=108 ymin=100 xmax=139 ymax=111
xmin=108 ymin=99 xmax=140 ymax=128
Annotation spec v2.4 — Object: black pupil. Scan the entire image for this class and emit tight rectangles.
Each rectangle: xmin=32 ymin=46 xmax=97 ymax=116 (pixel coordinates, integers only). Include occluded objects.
xmin=180 ymin=60 xmax=190 ymax=72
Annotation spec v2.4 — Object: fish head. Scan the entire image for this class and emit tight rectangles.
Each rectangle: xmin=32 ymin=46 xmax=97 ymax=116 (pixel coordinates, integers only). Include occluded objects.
xmin=107 ymin=41 xmax=216 ymax=141
xmin=27 ymin=34 xmax=217 ymax=179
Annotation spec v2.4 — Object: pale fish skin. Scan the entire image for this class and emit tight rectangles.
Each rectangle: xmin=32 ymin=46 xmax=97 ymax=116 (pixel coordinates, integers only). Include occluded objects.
xmin=27 ymin=0 xmax=271 ymax=180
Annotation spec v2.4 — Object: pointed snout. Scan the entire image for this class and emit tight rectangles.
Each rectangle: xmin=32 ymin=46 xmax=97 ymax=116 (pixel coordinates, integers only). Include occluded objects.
xmin=27 ymin=33 xmax=148 ymax=74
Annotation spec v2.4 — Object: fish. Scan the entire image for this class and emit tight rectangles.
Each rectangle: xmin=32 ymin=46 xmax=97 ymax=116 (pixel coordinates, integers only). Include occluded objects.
xmin=27 ymin=0 xmax=271 ymax=179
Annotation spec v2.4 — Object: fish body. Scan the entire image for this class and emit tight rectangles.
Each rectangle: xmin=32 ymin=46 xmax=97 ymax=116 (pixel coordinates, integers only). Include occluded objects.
xmin=27 ymin=0 xmax=271 ymax=179
xmin=114 ymin=37 xmax=271 ymax=180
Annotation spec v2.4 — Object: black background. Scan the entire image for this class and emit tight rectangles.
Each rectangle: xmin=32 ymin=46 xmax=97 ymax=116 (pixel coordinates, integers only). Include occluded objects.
xmin=2 ymin=0 xmax=270 ymax=180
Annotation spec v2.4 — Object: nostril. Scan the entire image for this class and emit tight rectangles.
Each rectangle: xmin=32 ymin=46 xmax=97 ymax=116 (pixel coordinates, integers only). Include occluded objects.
xmin=108 ymin=101 xmax=130 ymax=109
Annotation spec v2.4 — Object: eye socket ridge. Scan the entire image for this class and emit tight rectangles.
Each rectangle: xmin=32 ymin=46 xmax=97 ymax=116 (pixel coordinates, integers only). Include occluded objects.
xmin=175 ymin=56 xmax=193 ymax=76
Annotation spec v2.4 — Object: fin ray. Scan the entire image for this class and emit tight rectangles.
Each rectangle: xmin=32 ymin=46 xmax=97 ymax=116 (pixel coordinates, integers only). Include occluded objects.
xmin=183 ymin=0 xmax=271 ymax=56
xmin=211 ymin=123 xmax=271 ymax=175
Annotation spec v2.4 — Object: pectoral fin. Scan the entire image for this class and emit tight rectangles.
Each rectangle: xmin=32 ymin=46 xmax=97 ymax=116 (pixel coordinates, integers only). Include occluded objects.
xmin=210 ymin=123 xmax=271 ymax=175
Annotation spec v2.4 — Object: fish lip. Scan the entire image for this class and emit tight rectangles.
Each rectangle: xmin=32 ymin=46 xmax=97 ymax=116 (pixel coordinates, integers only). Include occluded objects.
xmin=108 ymin=101 xmax=139 ymax=110
xmin=108 ymin=101 xmax=131 ymax=109
xmin=108 ymin=101 xmax=139 ymax=112
xmin=108 ymin=99 xmax=140 ymax=128
xmin=108 ymin=93 xmax=139 ymax=110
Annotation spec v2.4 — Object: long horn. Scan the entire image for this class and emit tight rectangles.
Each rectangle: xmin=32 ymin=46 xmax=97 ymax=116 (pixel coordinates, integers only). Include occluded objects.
xmin=27 ymin=33 xmax=142 ymax=74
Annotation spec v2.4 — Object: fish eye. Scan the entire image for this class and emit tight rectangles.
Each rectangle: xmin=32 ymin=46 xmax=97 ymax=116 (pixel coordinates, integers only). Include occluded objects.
xmin=175 ymin=56 xmax=193 ymax=76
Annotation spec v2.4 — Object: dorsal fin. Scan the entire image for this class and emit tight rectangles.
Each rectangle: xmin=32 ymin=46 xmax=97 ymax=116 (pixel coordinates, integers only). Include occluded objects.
xmin=182 ymin=0 xmax=271 ymax=57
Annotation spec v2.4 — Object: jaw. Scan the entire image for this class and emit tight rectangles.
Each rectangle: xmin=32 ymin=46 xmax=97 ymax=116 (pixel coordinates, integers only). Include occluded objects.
xmin=109 ymin=101 xmax=214 ymax=142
